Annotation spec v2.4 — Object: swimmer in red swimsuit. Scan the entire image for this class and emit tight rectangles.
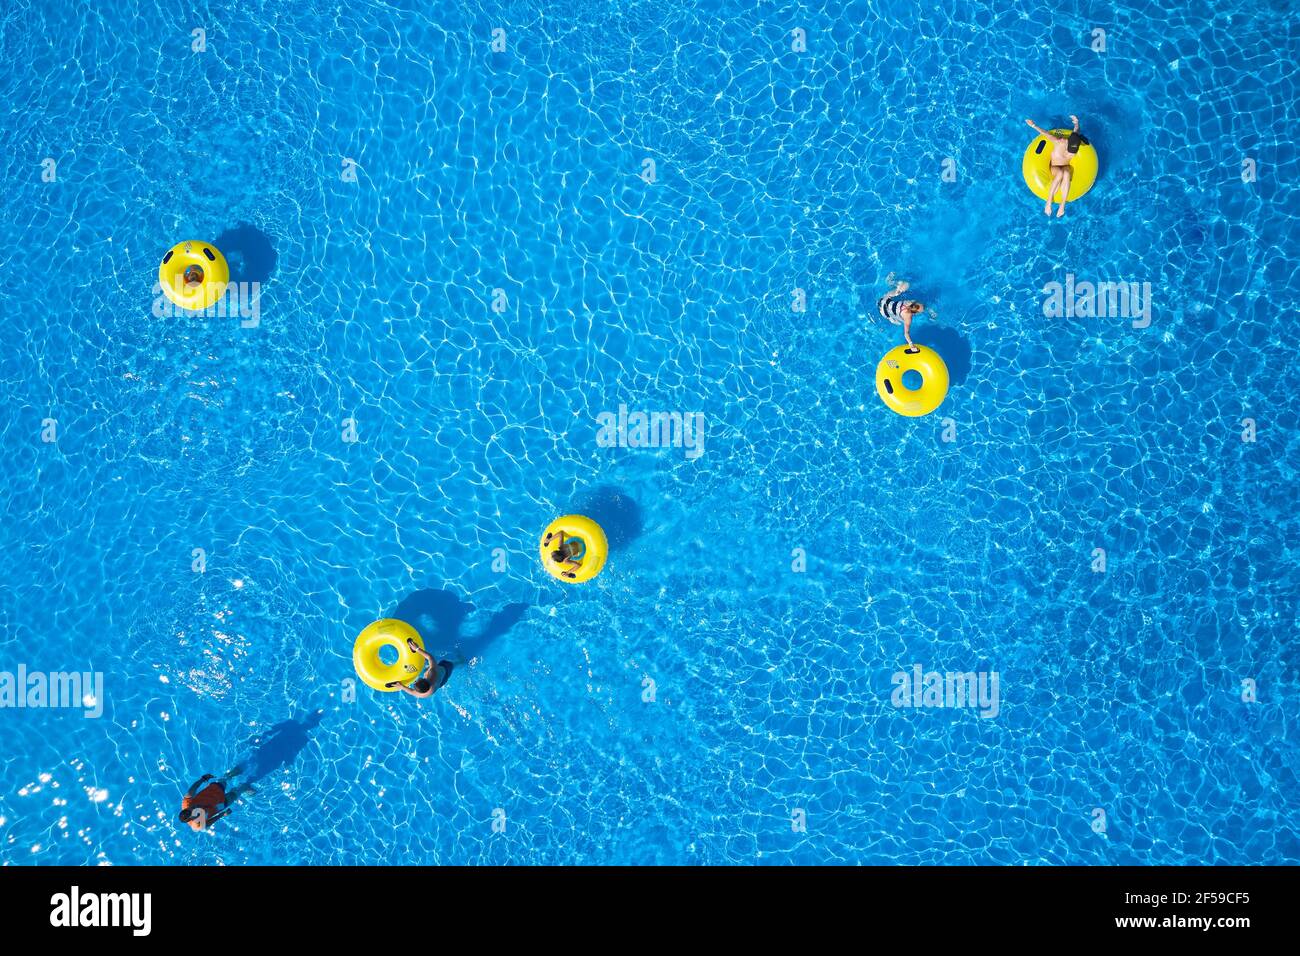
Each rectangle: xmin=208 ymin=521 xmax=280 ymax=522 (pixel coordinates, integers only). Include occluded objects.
xmin=178 ymin=769 xmax=248 ymax=831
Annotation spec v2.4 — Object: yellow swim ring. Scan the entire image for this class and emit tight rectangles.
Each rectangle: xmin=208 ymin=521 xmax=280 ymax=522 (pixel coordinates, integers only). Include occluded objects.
xmin=1022 ymin=130 xmax=1097 ymax=203
xmin=352 ymin=618 xmax=426 ymax=692
xmin=539 ymin=514 xmax=608 ymax=584
xmin=876 ymin=344 xmax=949 ymax=417
xmin=158 ymin=241 xmax=230 ymax=311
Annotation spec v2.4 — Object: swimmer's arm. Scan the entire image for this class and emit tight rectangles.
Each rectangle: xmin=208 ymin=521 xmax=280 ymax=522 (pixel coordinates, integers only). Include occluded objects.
xmin=1024 ymin=119 xmax=1058 ymax=140
xmin=387 ymin=679 xmax=432 ymax=698
xmin=185 ymin=773 xmax=213 ymax=797
xmin=408 ymin=639 xmax=434 ymax=664
xmin=1070 ymin=114 xmax=1080 ymax=131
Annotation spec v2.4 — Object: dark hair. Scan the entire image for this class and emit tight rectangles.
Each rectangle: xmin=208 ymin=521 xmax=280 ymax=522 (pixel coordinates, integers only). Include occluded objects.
xmin=178 ymin=808 xmax=195 ymax=823
xmin=1067 ymin=132 xmax=1087 ymax=153
xmin=550 ymin=549 xmax=566 ymax=563
xmin=413 ymin=678 xmax=432 ymax=693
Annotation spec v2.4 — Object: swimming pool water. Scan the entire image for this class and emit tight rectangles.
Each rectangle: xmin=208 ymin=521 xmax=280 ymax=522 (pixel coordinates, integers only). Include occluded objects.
xmin=1 ymin=0 xmax=1297 ymax=865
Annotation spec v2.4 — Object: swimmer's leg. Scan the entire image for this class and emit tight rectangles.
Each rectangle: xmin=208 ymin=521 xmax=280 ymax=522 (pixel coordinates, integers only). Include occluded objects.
xmin=210 ymin=768 xmax=241 ymax=791
xmin=1056 ymin=169 xmax=1073 ymax=217
xmin=226 ymin=782 xmax=257 ymax=802
xmin=1045 ymin=170 xmax=1062 ymax=215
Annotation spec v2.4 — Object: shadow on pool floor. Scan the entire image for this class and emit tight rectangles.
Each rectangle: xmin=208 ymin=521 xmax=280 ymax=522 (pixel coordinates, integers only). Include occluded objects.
xmin=242 ymin=710 xmax=325 ymax=786
xmin=214 ymin=222 xmax=278 ymax=285
xmin=391 ymin=589 xmax=528 ymax=660
xmin=912 ymin=324 xmax=973 ymax=387
xmin=571 ymin=484 xmax=643 ymax=552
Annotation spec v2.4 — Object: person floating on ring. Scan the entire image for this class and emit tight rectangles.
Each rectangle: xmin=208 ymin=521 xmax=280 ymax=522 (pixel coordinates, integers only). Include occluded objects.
xmin=1024 ymin=115 xmax=1089 ymax=218
xmin=182 ymin=264 xmax=205 ymax=289
xmin=543 ymin=529 xmax=586 ymax=580
xmin=178 ymin=768 xmax=251 ymax=832
xmin=385 ymin=637 xmax=454 ymax=698
xmin=877 ymin=279 xmax=924 ymax=349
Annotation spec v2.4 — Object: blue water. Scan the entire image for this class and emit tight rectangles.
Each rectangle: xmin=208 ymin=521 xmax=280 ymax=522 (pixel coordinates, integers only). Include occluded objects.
xmin=1 ymin=0 xmax=1297 ymax=865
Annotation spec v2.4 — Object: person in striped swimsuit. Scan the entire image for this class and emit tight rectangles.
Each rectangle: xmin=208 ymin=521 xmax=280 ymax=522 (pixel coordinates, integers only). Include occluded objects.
xmin=877 ymin=280 xmax=924 ymax=349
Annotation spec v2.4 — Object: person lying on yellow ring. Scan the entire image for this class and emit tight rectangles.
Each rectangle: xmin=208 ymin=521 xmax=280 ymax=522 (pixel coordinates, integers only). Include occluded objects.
xmin=386 ymin=638 xmax=454 ymax=698
xmin=543 ymin=529 xmax=586 ymax=580
xmin=1024 ymin=115 xmax=1089 ymax=218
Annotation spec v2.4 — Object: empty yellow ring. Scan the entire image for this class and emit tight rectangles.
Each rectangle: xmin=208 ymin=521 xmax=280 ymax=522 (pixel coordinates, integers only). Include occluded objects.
xmin=875 ymin=344 xmax=950 ymax=417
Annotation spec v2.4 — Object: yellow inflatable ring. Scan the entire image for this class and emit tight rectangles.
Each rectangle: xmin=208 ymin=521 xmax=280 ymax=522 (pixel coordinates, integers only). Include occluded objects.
xmin=158 ymin=241 xmax=230 ymax=311
xmin=1022 ymin=130 xmax=1098 ymax=203
xmin=540 ymin=515 xmax=608 ymax=584
xmin=352 ymin=619 xmax=426 ymax=692
xmin=876 ymin=344 xmax=950 ymax=417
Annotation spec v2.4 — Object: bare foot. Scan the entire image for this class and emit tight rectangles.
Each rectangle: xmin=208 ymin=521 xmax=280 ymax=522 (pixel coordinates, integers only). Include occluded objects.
xmin=1044 ymin=199 xmax=1053 ymax=215
xmin=1056 ymin=204 xmax=1066 ymax=218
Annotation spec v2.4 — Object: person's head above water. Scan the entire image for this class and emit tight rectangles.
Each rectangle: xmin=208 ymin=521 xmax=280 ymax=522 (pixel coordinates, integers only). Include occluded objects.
xmin=550 ymin=548 xmax=567 ymax=563
xmin=177 ymin=807 xmax=197 ymax=824
xmin=412 ymin=677 xmax=432 ymax=694
xmin=1067 ymin=132 xmax=1089 ymax=154
xmin=906 ymin=301 xmax=924 ymax=314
